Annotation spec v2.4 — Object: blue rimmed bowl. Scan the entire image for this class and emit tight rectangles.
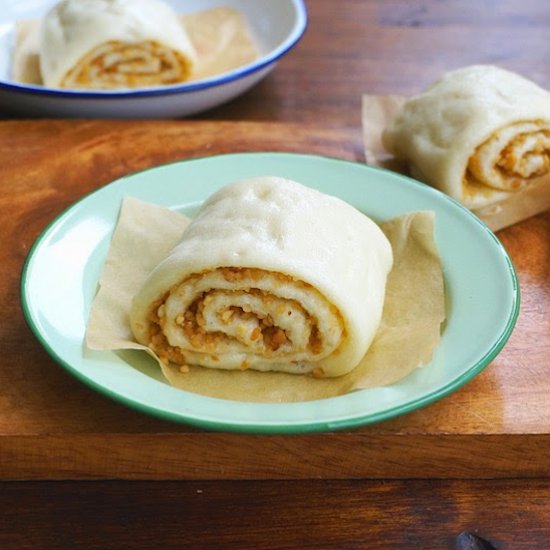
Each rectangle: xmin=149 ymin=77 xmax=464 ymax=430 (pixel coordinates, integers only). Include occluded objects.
xmin=0 ymin=0 xmax=307 ymax=118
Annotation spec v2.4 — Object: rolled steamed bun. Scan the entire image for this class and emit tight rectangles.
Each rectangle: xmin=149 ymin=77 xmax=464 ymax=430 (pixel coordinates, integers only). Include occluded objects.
xmin=39 ymin=0 xmax=197 ymax=89
xmin=130 ymin=177 xmax=393 ymax=378
xmin=383 ymin=65 xmax=550 ymax=209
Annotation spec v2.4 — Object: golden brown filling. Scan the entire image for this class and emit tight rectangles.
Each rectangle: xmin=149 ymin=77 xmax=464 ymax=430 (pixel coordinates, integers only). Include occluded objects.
xmin=464 ymin=123 xmax=550 ymax=199
xmin=146 ymin=267 xmax=344 ymax=369
xmin=497 ymin=139 xmax=549 ymax=178
xmin=60 ymin=40 xmax=193 ymax=89
xmin=148 ymin=298 xmax=186 ymax=366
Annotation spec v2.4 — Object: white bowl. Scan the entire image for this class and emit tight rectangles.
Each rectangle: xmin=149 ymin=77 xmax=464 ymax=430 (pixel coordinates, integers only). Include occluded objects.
xmin=0 ymin=0 xmax=307 ymax=118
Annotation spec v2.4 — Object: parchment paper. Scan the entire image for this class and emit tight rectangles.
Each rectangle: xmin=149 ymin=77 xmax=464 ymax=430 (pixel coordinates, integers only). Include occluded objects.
xmin=12 ymin=6 xmax=259 ymax=85
xmin=86 ymin=196 xmax=445 ymax=403
xmin=362 ymin=94 xmax=550 ymax=231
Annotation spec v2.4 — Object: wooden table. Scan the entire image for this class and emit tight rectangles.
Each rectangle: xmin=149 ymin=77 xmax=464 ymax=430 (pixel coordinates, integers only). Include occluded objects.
xmin=1 ymin=1 xmax=549 ymax=548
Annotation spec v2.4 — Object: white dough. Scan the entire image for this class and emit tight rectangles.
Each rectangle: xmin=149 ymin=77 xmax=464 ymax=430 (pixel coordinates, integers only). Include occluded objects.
xmin=39 ymin=0 xmax=196 ymax=87
xmin=130 ymin=177 xmax=393 ymax=377
xmin=383 ymin=65 xmax=550 ymax=208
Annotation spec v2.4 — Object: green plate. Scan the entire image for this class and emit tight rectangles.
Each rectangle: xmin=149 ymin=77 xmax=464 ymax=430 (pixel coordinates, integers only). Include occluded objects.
xmin=21 ymin=153 xmax=519 ymax=434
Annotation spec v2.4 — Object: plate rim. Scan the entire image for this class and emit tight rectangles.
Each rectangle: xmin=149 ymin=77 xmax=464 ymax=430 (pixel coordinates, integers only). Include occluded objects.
xmin=0 ymin=0 xmax=308 ymax=99
xmin=20 ymin=151 xmax=521 ymax=434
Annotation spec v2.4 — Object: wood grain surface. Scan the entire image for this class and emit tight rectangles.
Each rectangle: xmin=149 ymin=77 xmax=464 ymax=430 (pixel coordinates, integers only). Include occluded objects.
xmin=1 ymin=0 xmax=550 ymax=547
xmin=1 ymin=479 xmax=549 ymax=550
xmin=1 ymin=118 xmax=549 ymax=481
xmin=203 ymin=0 xmax=550 ymax=126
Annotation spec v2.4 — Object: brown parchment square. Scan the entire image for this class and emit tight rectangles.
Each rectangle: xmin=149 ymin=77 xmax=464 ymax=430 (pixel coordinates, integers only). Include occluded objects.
xmin=86 ymin=197 xmax=445 ymax=403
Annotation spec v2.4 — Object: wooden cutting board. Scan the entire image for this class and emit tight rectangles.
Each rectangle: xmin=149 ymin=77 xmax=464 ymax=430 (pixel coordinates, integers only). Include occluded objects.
xmin=1 ymin=119 xmax=549 ymax=480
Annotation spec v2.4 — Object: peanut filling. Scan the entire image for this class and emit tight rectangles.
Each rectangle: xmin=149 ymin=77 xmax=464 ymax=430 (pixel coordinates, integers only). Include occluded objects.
xmin=166 ymin=291 xmax=294 ymax=353
xmin=61 ymin=40 xmax=193 ymax=89
xmin=148 ymin=297 xmax=188 ymax=366
xmin=464 ymin=123 xmax=550 ymax=198
xmin=145 ymin=267 xmax=344 ymax=368
xmin=496 ymin=131 xmax=550 ymax=178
